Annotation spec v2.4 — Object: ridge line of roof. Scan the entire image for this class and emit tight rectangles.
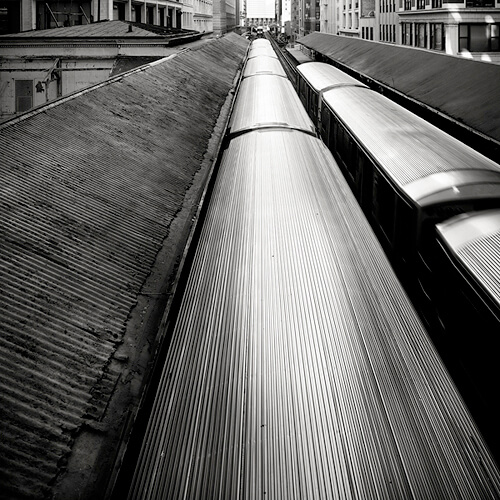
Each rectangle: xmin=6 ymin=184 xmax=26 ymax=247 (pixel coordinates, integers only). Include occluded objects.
xmin=0 ymin=51 xmax=182 ymax=130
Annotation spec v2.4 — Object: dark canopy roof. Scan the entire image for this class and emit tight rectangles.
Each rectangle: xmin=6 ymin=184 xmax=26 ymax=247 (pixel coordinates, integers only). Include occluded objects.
xmin=298 ymin=33 xmax=500 ymax=161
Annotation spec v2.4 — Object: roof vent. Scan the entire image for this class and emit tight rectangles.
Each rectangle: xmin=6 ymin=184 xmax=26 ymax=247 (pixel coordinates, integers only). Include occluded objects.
xmin=128 ymin=24 xmax=133 ymax=32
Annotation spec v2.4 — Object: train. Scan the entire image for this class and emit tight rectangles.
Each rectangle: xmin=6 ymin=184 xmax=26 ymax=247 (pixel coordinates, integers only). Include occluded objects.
xmin=296 ymin=61 xmax=500 ymax=440
xmin=118 ymin=40 xmax=500 ymax=499
xmin=296 ymin=62 xmax=500 ymax=322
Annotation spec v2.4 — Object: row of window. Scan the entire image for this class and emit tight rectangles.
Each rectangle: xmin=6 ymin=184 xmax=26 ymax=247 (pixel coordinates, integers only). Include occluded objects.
xmin=459 ymin=23 xmax=499 ymax=52
xmin=361 ymin=26 xmax=374 ymax=40
xmin=380 ymin=24 xmax=396 ymax=42
xmin=402 ymin=22 xmax=499 ymax=52
xmin=405 ymin=0 xmax=440 ymax=8
xmin=402 ymin=22 xmax=445 ymax=50
xmin=380 ymin=0 xmax=396 ymax=13
xmin=403 ymin=0 xmax=496 ymax=8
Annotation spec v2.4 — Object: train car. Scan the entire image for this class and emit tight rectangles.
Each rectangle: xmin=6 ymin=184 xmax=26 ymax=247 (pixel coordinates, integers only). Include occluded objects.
xmin=431 ymin=209 xmax=500 ymax=457
xmin=318 ymin=85 xmax=500 ymax=272
xmin=296 ymin=62 xmax=368 ymax=126
xmin=121 ymin=47 xmax=500 ymax=499
xmin=227 ymin=74 xmax=316 ymax=137
xmin=247 ymin=45 xmax=277 ymax=60
xmin=251 ymin=38 xmax=271 ymax=49
xmin=126 ymin=125 xmax=500 ymax=500
xmin=435 ymin=209 xmax=500 ymax=330
xmin=243 ymin=55 xmax=286 ymax=78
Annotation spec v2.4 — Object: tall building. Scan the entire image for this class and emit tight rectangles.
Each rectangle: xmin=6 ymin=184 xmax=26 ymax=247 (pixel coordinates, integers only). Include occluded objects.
xmin=399 ymin=0 xmax=500 ymax=61
xmin=247 ymin=0 xmax=275 ymax=16
xmin=246 ymin=0 xmax=275 ymax=25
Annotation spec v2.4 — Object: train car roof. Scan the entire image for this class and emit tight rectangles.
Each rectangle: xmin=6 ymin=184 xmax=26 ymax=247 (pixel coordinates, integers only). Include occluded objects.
xmin=436 ymin=209 xmax=500 ymax=311
xmin=251 ymin=38 xmax=271 ymax=48
xmin=322 ymin=86 xmax=500 ymax=205
xmin=297 ymin=32 xmax=500 ymax=148
xmin=243 ymin=56 xmax=286 ymax=78
xmin=228 ymin=74 xmax=315 ymax=136
xmin=247 ymin=46 xmax=277 ymax=60
xmin=297 ymin=62 xmax=367 ymax=92
xmin=131 ymin=128 xmax=500 ymax=498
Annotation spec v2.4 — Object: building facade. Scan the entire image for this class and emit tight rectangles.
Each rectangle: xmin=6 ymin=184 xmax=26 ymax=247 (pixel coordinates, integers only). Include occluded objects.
xmin=315 ymin=0 xmax=500 ymax=62
xmin=1 ymin=0 xmax=239 ymax=35
xmin=246 ymin=0 xmax=276 ymax=26
xmin=399 ymin=0 xmax=500 ymax=62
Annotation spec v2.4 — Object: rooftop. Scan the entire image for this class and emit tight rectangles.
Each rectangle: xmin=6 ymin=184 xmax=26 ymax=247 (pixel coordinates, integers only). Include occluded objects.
xmin=0 ymin=32 xmax=248 ymax=500
xmin=0 ymin=20 xmax=201 ymax=41
xmin=298 ymin=32 xmax=500 ymax=163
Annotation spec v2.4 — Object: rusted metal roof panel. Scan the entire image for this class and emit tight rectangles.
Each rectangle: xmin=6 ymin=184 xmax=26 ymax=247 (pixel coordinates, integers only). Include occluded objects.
xmin=323 ymin=86 xmax=500 ymax=189
xmin=0 ymin=34 xmax=248 ymax=500
xmin=298 ymin=32 xmax=500 ymax=144
xmin=129 ymin=129 xmax=500 ymax=499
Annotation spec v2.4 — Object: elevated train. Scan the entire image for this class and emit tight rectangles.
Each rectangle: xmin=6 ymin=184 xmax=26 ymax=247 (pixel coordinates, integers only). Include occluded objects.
xmin=122 ymin=40 xmax=500 ymax=498
xmin=297 ymin=62 xmax=500 ymax=446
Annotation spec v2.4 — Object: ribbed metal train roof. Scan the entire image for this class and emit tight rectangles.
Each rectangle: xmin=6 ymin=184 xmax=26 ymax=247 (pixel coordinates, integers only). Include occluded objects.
xmin=252 ymin=39 xmax=271 ymax=48
xmin=437 ymin=210 xmax=500 ymax=308
xmin=243 ymin=56 xmax=286 ymax=78
xmin=247 ymin=46 xmax=278 ymax=59
xmin=0 ymin=33 xmax=248 ymax=500
xmin=129 ymin=129 xmax=500 ymax=499
xmin=298 ymin=32 xmax=500 ymax=145
xmin=228 ymin=74 xmax=315 ymax=136
xmin=323 ymin=85 xmax=500 ymax=188
xmin=297 ymin=61 xmax=367 ymax=91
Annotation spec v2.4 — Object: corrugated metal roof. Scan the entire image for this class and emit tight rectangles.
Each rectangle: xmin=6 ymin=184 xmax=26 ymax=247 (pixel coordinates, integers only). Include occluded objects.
xmin=298 ymin=33 xmax=500 ymax=146
xmin=0 ymin=20 xmax=195 ymax=39
xmin=243 ymin=56 xmax=286 ymax=78
xmin=247 ymin=46 xmax=277 ymax=59
xmin=129 ymin=129 xmax=500 ymax=498
xmin=297 ymin=61 xmax=366 ymax=91
xmin=0 ymin=33 xmax=248 ymax=500
xmin=437 ymin=210 xmax=500 ymax=307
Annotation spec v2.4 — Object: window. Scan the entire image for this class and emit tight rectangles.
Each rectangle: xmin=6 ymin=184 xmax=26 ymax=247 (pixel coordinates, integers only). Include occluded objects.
xmin=320 ymin=106 xmax=331 ymax=146
xmin=466 ymin=0 xmax=494 ymax=5
xmin=460 ymin=24 xmax=500 ymax=52
xmin=416 ymin=23 xmax=427 ymax=47
xmin=134 ymin=4 xmax=141 ymax=23
xmin=113 ymin=2 xmax=125 ymax=20
xmin=417 ymin=0 xmax=425 ymax=8
xmin=430 ymin=23 xmax=444 ymax=50
xmin=432 ymin=0 xmax=442 ymax=6
xmin=373 ymin=172 xmax=396 ymax=245
xmin=15 ymin=80 xmax=33 ymax=113
xmin=402 ymin=23 xmax=412 ymax=45
xmin=493 ymin=24 xmax=500 ymax=51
